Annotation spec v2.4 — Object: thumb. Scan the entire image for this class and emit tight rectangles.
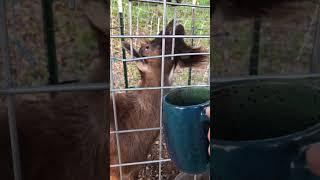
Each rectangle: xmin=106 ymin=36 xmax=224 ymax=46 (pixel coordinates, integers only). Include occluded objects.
xmin=306 ymin=143 xmax=320 ymax=176
xmin=208 ymin=128 xmax=210 ymax=155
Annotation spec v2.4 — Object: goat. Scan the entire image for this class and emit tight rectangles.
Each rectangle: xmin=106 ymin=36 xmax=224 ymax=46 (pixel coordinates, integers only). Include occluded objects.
xmin=0 ymin=1 xmax=108 ymax=180
xmin=110 ymin=20 xmax=208 ymax=180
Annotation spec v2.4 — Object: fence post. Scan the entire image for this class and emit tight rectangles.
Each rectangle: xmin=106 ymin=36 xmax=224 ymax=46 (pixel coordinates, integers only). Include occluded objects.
xmin=0 ymin=0 xmax=22 ymax=180
xmin=311 ymin=6 xmax=320 ymax=73
xmin=188 ymin=0 xmax=197 ymax=85
xmin=118 ymin=0 xmax=129 ymax=88
xmin=42 ymin=0 xmax=58 ymax=85
xmin=249 ymin=16 xmax=261 ymax=75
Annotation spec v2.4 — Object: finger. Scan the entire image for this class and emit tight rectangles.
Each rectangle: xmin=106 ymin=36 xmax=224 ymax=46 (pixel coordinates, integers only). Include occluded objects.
xmin=206 ymin=107 xmax=210 ymax=117
xmin=208 ymin=128 xmax=210 ymax=155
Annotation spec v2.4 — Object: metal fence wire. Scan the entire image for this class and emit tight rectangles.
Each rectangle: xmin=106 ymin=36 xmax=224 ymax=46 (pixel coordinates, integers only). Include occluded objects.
xmin=110 ymin=0 xmax=209 ymax=179
xmin=0 ymin=0 xmax=107 ymax=180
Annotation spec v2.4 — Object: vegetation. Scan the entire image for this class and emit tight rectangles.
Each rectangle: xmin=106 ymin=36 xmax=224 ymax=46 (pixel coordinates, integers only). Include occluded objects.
xmin=110 ymin=0 xmax=210 ymax=88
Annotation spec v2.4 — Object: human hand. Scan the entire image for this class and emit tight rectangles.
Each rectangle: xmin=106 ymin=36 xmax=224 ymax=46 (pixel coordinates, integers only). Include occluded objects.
xmin=306 ymin=143 xmax=320 ymax=176
xmin=206 ymin=107 xmax=210 ymax=155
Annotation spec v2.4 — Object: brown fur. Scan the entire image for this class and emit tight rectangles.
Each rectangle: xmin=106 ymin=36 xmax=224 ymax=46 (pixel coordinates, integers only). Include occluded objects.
xmin=0 ymin=92 xmax=106 ymax=180
xmin=110 ymin=20 xmax=208 ymax=180
xmin=0 ymin=1 xmax=108 ymax=179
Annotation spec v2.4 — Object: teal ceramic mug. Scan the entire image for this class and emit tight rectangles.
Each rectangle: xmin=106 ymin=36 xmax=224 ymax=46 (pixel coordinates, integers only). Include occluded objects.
xmin=211 ymin=80 xmax=320 ymax=180
xmin=163 ymin=87 xmax=210 ymax=174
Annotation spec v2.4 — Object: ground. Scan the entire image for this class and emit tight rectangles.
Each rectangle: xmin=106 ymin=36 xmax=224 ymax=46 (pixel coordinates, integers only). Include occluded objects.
xmin=137 ymin=137 xmax=179 ymax=180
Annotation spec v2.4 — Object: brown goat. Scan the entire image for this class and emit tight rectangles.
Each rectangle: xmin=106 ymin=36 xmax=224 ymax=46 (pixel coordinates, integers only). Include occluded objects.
xmin=110 ymin=20 xmax=208 ymax=180
xmin=0 ymin=1 xmax=108 ymax=180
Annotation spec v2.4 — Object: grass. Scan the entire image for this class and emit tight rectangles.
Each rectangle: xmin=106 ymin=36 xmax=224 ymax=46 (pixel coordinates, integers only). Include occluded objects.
xmin=110 ymin=0 xmax=210 ymax=89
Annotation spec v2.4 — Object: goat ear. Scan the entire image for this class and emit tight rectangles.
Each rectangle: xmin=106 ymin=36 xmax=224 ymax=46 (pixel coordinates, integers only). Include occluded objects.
xmin=122 ymin=41 xmax=141 ymax=58
xmin=166 ymin=20 xmax=185 ymax=35
xmin=177 ymin=46 xmax=208 ymax=68
xmin=158 ymin=20 xmax=185 ymax=35
xmin=83 ymin=1 xmax=107 ymax=31
xmin=174 ymin=24 xmax=185 ymax=35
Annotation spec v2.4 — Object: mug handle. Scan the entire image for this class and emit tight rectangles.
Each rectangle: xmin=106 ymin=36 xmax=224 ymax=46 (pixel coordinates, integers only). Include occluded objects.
xmin=290 ymin=141 xmax=320 ymax=179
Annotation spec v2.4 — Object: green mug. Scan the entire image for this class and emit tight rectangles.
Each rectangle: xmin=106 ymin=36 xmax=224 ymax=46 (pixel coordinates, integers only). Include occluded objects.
xmin=163 ymin=87 xmax=210 ymax=174
xmin=211 ymin=80 xmax=320 ymax=180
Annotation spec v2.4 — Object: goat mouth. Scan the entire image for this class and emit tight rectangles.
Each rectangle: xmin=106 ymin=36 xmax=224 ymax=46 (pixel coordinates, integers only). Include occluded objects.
xmin=139 ymin=56 xmax=147 ymax=64
xmin=136 ymin=59 xmax=147 ymax=65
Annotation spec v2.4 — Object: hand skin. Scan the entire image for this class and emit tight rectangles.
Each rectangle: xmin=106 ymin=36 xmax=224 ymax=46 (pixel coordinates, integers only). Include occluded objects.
xmin=306 ymin=143 xmax=320 ymax=176
xmin=206 ymin=107 xmax=210 ymax=155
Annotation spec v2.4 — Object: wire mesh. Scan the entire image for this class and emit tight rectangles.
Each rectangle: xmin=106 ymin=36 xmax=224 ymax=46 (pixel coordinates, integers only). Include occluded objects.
xmin=0 ymin=0 xmax=108 ymax=180
xmin=212 ymin=0 xmax=320 ymax=78
xmin=0 ymin=1 xmax=22 ymax=180
xmin=110 ymin=0 xmax=210 ymax=179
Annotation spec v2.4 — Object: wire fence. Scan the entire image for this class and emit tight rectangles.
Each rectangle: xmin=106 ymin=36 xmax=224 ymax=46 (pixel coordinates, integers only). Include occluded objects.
xmin=110 ymin=0 xmax=209 ymax=179
xmin=3 ymin=0 xmax=320 ymax=180
xmin=212 ymin=0 xmax=320 ymax=78
xmin=0 ymin=0 xmax=98 ymax=89
xmin=0 ymin=0 xmax=107 ymax=180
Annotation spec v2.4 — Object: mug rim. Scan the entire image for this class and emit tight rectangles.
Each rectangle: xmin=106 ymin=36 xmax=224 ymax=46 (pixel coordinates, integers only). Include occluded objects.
xmin=212 ymin=80 xmax=320 ymax=146
xmin=163 ymin=87 xmax=210 ymax=108
xmin=212 ymin=122 xmax=320 ymax=146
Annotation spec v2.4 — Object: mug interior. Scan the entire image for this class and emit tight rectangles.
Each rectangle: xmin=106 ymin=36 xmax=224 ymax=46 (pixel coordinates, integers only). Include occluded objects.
xmin=212 ymin=82 xmax=320 ymax=141
xmin=166 ymin=87 xmax=209 ymax=106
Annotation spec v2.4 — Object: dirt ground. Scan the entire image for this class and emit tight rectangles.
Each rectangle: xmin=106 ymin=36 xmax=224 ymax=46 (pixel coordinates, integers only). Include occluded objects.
xmin=137 ymin=136 xmax=180 ymax=180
